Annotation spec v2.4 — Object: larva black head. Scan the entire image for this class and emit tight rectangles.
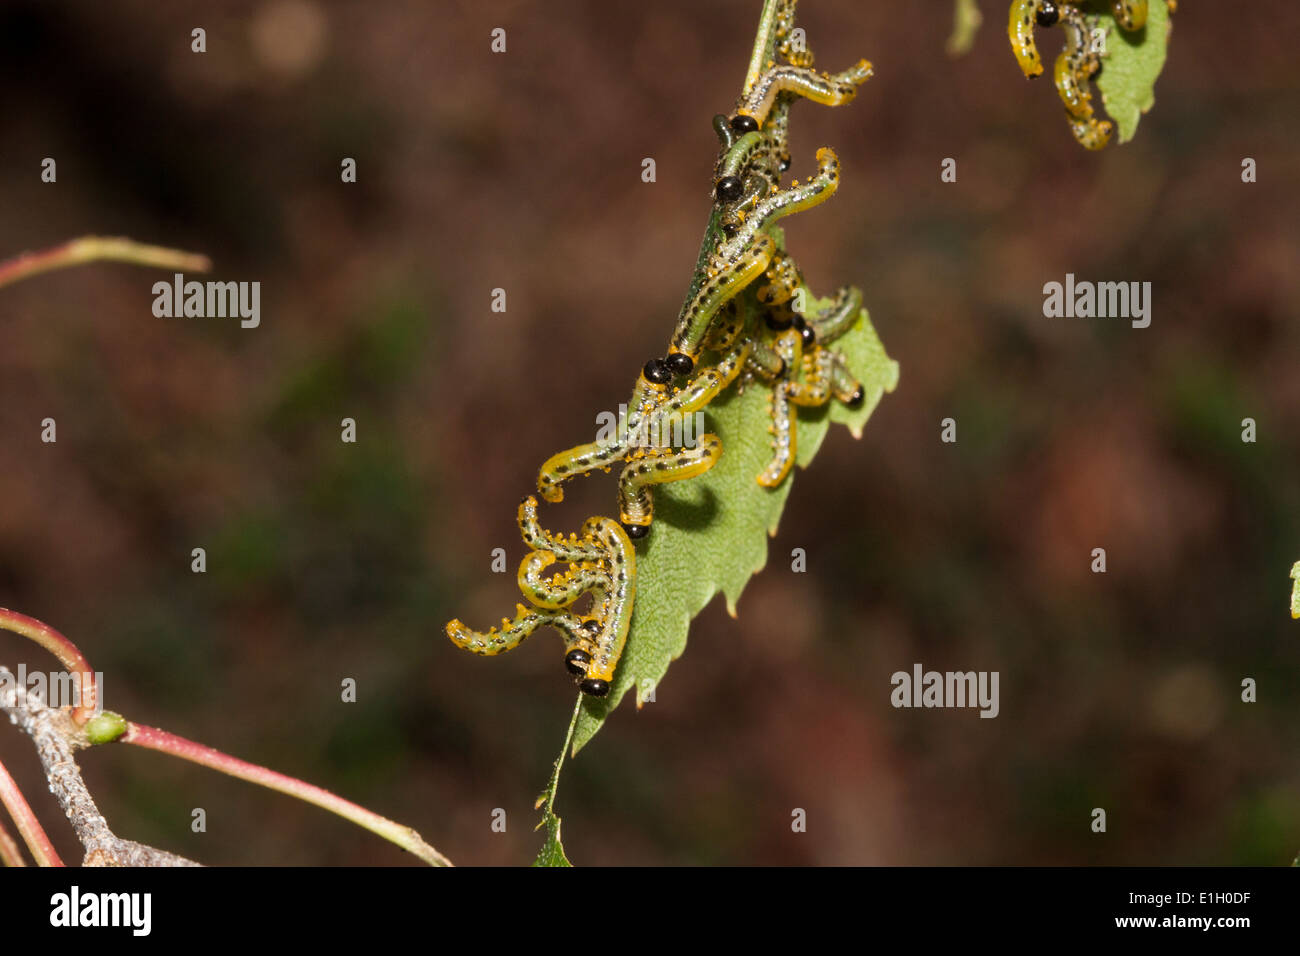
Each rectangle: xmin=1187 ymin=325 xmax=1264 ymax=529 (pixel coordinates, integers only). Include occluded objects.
xmin=580 ymin=678 xmax=611 ymax=698
xmin=715 ymin=175 xmax=744 ymax=203
xmin=765 ymin=309 xmax=794 ymax=331
xmin=642 ymin=358 xmax=673 ymax=385
xmin=847 ymin=386 xmax=865 ymax=409
xmin=664 ymin=352 xmax=694 ymax=377
xmin=729 ymin=114 xmax=758 ymax=134
xmin=722 ymin=223 xmax=739 ymax=239
xmin=799 ymin=325 xmax=816 ymax=348
xmin=792 ymin=313 xmax=807 ymax=330
xmin=1035 ymin=1 xmax=1060 ymax=27
xmin=778 ymin=155 xmax=792 ymax=173
xmin=621 ymin=521 xmax=650 ymax=540
xmin=564 ymin=649 xmax=591 ymax=676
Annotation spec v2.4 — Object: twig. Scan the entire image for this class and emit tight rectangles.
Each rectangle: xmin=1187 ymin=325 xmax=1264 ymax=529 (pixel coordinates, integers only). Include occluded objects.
xmin=0 ymin=670 xmax=191 ymax=865
xmin=123 ymin=722 xmax=453 ymax=866
xmin=0 ymin=236 xmax=210 ymax=290
xmin=1 ymin=606 xmax=451 ymax=865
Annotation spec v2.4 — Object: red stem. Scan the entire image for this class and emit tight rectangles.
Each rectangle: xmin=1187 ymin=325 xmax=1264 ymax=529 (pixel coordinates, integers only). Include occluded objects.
xmin=0 ymin=755 xmax=64 ymax=866
xmin=0 ymin=608 xmax=97 ymax=724
xmin=0 ymin=816 xmax=23 ymax=867
xmin=123 ymin=722 xmax=451 ymax=865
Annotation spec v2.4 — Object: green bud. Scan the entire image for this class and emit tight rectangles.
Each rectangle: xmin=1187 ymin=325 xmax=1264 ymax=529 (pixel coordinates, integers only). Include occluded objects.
xmin=84 ymin=711 xmax=128 ymax=745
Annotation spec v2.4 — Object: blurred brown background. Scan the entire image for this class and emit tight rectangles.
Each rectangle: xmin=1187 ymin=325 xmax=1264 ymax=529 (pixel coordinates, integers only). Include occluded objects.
xmin=0 ymin=0 xmax=1297 ymax=865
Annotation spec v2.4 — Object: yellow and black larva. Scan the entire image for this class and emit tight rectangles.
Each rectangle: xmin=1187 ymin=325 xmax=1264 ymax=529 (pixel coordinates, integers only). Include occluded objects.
xmin=446 ymin=0 xmax=873 ymax=695
xmin=735 ymin=60 xmax=873 ymax=131
xmin=618 ymin=435 xmax=724 ymax=529
xmin=1055 ymin=5 xmax=1113 ymax=149
xmin=1009 ymin=0 xmax=1055 ymax=78
xmin=1110 ymin=0 xmax=1147 ymax=32
xmin=535 ymin=347 xmax=745 ymax=521
xmin=445 ymin=498 xmax=635 ymax=696
xmin=757 ymin=329 xmax=836 ymax=487
xmin=1007 ymin=0 xmax=1156 ymax=150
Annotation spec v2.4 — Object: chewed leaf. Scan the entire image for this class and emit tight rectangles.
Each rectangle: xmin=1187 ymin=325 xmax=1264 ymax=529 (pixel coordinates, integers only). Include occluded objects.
xmin=571 ymin=296 xmax=898 ymax=753
xmin=1093 ymin=0 xmax=1173 ymax=144
xmin=532 ymin=810 xmax=572 ymax=867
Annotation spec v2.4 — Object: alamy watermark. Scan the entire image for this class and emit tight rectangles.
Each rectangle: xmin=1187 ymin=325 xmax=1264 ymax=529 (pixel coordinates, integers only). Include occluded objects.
xmin=152 ymin=272 xmax=260 ymax=328
xmin=0 ymin=664 xmax=103 ymax=714
xmin=1043 ymin=273 xmax=1151 ymax=328
xmin=594 ymin=405 xmax=705 ymax=449
xmin=891 ymin=663 xmax=999 ymax=718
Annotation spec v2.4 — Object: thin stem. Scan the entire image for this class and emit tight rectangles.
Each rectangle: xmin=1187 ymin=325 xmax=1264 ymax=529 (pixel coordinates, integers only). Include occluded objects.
xmin=0 ymin=608 xmax=97 ymax=724
xmin=0 ymin=236 xmax=210 ymax=290
xmin=546 ymin=694 xmax=583 ymax=811
xmin=0 ymin=814 xmax=24 ymax=866
xmin=122 ymin=722 xmax=452 ymax=867
xmin=0 ymin=755 xmax=64 ymax=866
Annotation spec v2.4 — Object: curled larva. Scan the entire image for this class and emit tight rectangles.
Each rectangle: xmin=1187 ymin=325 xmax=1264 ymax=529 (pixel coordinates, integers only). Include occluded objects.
xmin=1008 ymin=0 xmax=1056 ymax=79
xmin=755 ymin=330 xmax=836 ymax=487
xmin=572 ymin=518 xmax=636 ymax=694
xmin=1110 ymin=0 xmax=1147 ymax=32
xmin=618 ymin=435 xmax=723 ymax=531
xmin=1056 ymin=5 xmax=1112 ymax=150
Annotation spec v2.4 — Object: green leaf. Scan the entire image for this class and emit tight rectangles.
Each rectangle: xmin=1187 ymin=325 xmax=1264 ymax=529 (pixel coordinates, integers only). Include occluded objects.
xmin=533 ymin=811 xmax=572 ymax=867
xmin=571 ymin=291 xmax=898 ymax=754
xmin=1092 ymin=0 xmax=1173 ymax=144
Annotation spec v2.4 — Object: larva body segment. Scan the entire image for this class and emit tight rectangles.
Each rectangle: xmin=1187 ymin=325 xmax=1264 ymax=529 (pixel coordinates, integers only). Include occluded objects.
xmin=618 ymin=435 xmax=723 ymax=530
xmin=1009 ymin=0 xmax=1050 ymax=78
xmin=1070 ymin=115 xmax=1113 ymax=150
xmin=718 ymin=147 xmax=841 ymax=265
xmin=576 ymin=519 xmax=636 ymax=689
xmin=755 ymin=329 xmax=836 ymax=487
xmin=669 ymin=232 xmax=776 ymax=360
xmin=536 ymin=348 xmax=745 ymax=504
xmin=1053 ymin=46 xmax=1091 ymax=120
xmin=807 ymin=285 xmax=863 ymax=343
xmin=517 ymin=550 xmax=607 ymax=610
xmin=518 ymin=495 xmax=605 ymax=562
xmin=446 ymin=604 xmax=590 ymax=658
xmin=1057 ymin=5 xmax=1112 ymax=150
xmin=1110 ymin=0 xmax=1147 ymax=31
xmin=757 ymin=253 xmax=802 ymax=306
xmin=736 ymin=60 xmax=873 ymax=129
